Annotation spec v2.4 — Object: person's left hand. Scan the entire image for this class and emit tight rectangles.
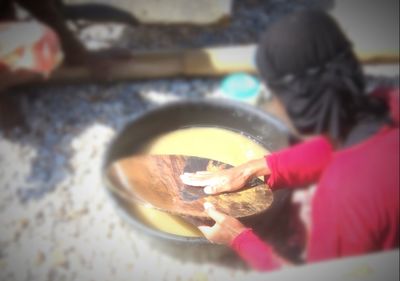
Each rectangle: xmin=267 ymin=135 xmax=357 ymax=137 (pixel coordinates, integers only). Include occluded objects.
xmin=198 ymin=202 xmax=248 ymax=245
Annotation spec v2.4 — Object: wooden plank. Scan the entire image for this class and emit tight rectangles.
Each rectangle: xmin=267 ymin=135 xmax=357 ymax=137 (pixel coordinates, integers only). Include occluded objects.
xmin=34 ymin=44 xmax=399 ymax=83
xmin=64 ymin=0 xmax=232 ymax=24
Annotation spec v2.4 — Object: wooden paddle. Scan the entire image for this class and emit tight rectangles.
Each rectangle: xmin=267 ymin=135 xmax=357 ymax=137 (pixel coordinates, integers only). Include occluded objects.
xmin=106 ymin=155 xmax=273 ymax=221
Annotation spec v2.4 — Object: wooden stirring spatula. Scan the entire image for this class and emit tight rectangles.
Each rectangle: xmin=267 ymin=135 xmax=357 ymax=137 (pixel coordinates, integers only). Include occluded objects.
xmin=106 ymin=155 xmax=273 ymax=220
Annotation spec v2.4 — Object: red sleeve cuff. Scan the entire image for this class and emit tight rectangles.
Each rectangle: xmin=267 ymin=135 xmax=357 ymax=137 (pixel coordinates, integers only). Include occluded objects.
xmin=231 ymin=228 xmax=253 ymax=248
xmin=265 ymin=154 xmax=279 ymax=189
xmin=264 ymin=136 xmax=333 ymax=189
xmin=231 ymin=228 xmax=282 ymax=271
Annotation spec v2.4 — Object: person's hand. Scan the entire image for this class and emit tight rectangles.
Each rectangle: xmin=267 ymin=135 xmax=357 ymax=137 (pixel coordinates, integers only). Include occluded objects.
xmin=198 ymin=202 xmax=247 ymax=245
xmin=180 ymin=158 xmax=270 ymax=195
xmin=180 ymin=166 xmax=249 ymax=194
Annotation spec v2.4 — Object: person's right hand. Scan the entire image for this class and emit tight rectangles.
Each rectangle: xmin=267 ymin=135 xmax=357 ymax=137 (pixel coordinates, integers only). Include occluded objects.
xmin=180 ymin=158 xmax=270 ymax=195
xmin=197 ymin=202 xmax=247 ymax=245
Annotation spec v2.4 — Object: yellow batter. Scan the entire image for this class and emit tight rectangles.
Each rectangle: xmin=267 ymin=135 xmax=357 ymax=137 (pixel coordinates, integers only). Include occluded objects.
xmin=130 ymin=127 xmax=269 ymax=237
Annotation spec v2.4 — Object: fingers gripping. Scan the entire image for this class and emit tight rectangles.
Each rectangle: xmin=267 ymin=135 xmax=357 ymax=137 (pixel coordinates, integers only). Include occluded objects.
xmin=198 ymin=203 xmax=225 ymax=242
xmin=203 ymin=202 xmax=227 ymax=223
xmin=199 ymin=203 xmax=245 ymax=244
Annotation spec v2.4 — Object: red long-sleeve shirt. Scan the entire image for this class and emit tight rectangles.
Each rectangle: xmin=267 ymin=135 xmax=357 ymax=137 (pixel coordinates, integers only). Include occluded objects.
xmin=231 ymin=89 xmax=399 ymax=271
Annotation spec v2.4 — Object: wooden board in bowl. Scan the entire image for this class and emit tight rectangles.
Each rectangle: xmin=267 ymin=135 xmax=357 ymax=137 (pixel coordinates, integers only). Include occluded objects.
xmin=106 ymin=155 xmax=273 ymax=222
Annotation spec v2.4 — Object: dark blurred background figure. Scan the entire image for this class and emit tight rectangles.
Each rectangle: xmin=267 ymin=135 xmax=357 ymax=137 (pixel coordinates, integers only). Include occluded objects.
xmin=0 ymin=20 xmax=63 ymax=130
xmin=0 ymin=0 xmax=136 ymax=66
xmin=0 ymin=0 xmax=137 ymax=130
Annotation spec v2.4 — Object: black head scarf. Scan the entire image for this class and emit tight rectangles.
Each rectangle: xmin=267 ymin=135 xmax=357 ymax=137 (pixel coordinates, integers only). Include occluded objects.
xmin=256 ymin=10 xmax=388 ymax=146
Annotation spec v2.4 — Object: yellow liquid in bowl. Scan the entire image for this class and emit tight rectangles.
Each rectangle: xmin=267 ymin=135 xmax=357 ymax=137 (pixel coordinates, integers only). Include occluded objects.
xmin=130 ymin=127 xmax=269 ymax=237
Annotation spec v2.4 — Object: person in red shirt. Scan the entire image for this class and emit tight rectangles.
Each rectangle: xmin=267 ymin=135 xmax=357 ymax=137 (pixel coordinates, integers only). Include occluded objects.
xmin=180 ymin=10 xmax=399 ymax=271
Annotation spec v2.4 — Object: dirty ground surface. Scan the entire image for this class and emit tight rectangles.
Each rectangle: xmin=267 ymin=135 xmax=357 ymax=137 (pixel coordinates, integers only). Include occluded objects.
xmin=1 ymin=0 xmax=399 ymax=280
xmin=1 ymin=74 xmax=398 ymax=281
